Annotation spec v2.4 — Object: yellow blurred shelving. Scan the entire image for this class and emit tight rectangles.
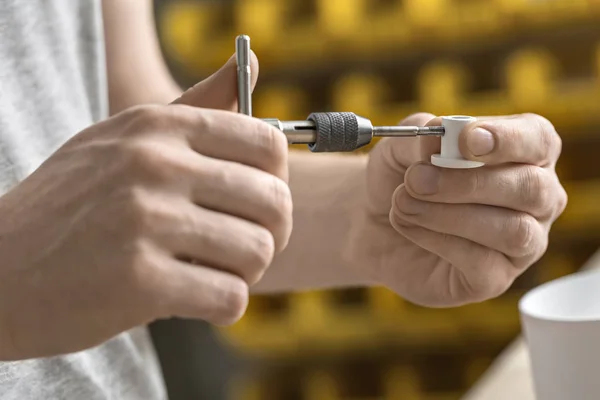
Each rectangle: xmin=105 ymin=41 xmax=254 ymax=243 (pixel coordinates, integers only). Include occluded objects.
xmin=158 ymin=0 xmax=600 ymax=72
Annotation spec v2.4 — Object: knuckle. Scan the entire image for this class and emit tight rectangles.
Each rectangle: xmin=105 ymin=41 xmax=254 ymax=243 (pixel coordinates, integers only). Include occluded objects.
xmin=266 ymin=176 xmax=294 ymax=230
xmin=547 ymin=129 xmax=562 ymax=157
xmin=126 ymin=188 xmax=151 ymax=228
xmin=213 ymin=277 xmax=249 ymax=326
xmin=519 ymin=166 xmax=550 ymax=211
xmin=247 ymin=226 xmax=276 ymax=274
xmin=536 ymin=234 xmax=550 ymax=263
xmin=255 ymin=123 xmax=288 ymax=173
xmin=525 ymin=112 xmax=554 ymax=134
xmin=118 ymin=186 xmax=150 ymax=233
xmin=189 ymin=108 xmax=211 ymax=134
xmin=121 ymin=188 xmax=171 ymax=236
xmin=121 ymin=242 xmax=169 ymax=314
xmin=522 ymin=112 xmax=554 ymax=133
xmin=521 ymin=112 xmax=543 ymax=122
xmin=270 ymin=128 xmax=289 ymax=164
xmin=553 ymin=131 xmax=563 ymax=157
xmin=120 ymin=240 xmax=148 ymax=286
xmin=555 ymin=184 xmax=569 ymax=218
xmin=505 ymin=213 xmax=536 ymax=255
xmin=125 ymin=104 xmax=170 ymax=134
xmin=485 ymin=276 xmax=513 ymax=300
xmin=122 ymin=141 xmax=156 ymax=168
xmin=538 ymin=118 xmax=560 ymax=157
xmin=524 ymin=113 xmax=561 ymax=160
xmin=129 ymin=244 xmax=159 ymax=287
xmin=206 ymin=162 xmax=234 ymax=191
xmin=123 ymin=141 xmax=176 ymax=183
xmin=471 ymin=280 xmax=510 ymax=302
xmin=464 ymin=254 xmax=514 ymax=301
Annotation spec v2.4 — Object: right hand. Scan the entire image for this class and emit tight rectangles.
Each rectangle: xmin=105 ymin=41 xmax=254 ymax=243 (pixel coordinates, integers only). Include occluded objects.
xmin=0 ymin=54 xmax=292 ymax=360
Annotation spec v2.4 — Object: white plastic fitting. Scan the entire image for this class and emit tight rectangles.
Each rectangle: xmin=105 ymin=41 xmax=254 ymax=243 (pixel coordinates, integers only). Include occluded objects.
xmin=431 ymin=115 xmax=485 ymax=169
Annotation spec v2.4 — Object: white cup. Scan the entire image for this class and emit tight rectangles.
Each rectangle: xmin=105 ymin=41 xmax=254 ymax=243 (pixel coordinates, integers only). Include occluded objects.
xmin=519 ymin=269 xmax=600 ymax=400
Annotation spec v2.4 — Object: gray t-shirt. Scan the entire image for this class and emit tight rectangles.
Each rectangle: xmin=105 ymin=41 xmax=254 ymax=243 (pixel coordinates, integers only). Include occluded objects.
xmin=0 ymin=1 xmax=167 ymax=398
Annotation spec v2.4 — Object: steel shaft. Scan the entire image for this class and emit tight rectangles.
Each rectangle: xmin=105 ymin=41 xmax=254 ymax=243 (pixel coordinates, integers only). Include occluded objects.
xmin=235 ymin=35 xmax=252 ymax=116
xmin=263 ymin=116 xmax=445 ymax=147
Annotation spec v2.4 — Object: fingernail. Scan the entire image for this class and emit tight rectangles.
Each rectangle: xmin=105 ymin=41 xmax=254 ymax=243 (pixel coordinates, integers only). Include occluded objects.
xmin=407 ymin=164 xmax=440 ymax=195
xmin=467 ymin=128 xmax=495 ymax=156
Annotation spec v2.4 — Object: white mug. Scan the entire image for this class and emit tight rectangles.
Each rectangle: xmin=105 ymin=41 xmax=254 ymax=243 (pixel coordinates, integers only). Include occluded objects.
xmin=520 ymin=269 xmax=600 ymax=400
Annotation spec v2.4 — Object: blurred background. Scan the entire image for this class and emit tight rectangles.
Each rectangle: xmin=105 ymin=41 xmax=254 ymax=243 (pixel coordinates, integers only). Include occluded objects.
xmin=148 ymin=0 xmax=600 ymax=399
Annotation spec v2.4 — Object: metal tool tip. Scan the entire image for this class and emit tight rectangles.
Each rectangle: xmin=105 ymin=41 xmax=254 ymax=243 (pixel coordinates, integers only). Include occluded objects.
xmin=235 ymin=35 xmax=251 ymax=66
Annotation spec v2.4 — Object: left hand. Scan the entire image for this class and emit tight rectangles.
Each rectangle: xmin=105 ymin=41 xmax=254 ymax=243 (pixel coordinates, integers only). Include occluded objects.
xmin=348 ymin=112 xmax=567 ymax=307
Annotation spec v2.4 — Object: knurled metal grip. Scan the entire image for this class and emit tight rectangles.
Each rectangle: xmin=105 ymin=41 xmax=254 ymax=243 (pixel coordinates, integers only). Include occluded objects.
xmin=307 ymin=112 xmax=360 ymax=152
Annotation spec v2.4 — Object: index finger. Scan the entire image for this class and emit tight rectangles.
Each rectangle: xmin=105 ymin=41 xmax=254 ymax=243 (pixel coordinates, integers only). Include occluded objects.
xmin=458 ymin=113 xmax=562 ymax=167
xmin=172 ymin=105 xmax=289 ymax=182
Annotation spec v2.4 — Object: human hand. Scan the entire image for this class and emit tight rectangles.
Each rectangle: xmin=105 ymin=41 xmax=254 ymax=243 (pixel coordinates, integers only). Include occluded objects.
xmin=349 ymin=113 xmax=567 ymax=307
xmin=0 ymin=54 xmax=292 ymax=360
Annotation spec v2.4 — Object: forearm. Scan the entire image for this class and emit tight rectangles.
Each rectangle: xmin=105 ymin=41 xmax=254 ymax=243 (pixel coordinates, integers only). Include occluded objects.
xmin=102 ymin=0 xmax=376 ymax=293
xmin=102 ymin=0 xmax=182 ymax=114
xmin=251 ymin=151 xmax=375 ymax=294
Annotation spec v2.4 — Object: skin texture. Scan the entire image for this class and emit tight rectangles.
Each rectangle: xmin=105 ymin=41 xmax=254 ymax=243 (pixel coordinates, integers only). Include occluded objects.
xmin=350 ymin=113 xmax=567 ymax=307
xmin=0 ymin=0 xmax=567 ymax=360
xmin=0 ymin=96 xmax=293 ymax=360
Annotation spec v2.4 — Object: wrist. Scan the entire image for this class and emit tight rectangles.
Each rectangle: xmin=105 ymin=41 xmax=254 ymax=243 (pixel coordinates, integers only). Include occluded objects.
xmin=256 ymin=152 xmax=374 ymax=292
xmin=344 ymin=208 xmax=388 ymax=288
xmin=338 ymin=158 xmax=382 ymax=287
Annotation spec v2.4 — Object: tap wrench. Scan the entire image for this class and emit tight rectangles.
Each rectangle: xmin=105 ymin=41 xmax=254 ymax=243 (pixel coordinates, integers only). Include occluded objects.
xmin=235 ymin=35 xmax=443 ymax=152
xmin=235 ymin=35 xmax=484 ymax=168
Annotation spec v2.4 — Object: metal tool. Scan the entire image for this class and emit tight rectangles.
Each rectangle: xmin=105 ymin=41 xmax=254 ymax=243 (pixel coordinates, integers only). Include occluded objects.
xmin=263 ymin=113 xmax=444 ymax=152
xmin=236 ymin=35 xmax=252 ymax=116
xmin=234 ymin=34 xmax=445 ymax=153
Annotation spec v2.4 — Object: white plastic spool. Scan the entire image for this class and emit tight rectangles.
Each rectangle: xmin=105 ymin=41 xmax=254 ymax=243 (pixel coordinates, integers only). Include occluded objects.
xmin=431 ymin=116 xmax=485 ymax=169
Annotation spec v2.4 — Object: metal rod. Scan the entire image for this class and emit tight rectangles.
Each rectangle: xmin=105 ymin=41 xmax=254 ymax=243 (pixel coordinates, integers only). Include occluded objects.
xmin=236 ymin=35 xmax=252 ymax=116
xmin=372 ymin=126 xmax=445 ymax=137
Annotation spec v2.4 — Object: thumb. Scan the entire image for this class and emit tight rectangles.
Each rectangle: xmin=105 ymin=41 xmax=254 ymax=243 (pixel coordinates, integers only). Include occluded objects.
xmin=390 ymin=112 xmax=437 ymax=163
xmin=172 ymin=51 xmax=259 ymax=111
